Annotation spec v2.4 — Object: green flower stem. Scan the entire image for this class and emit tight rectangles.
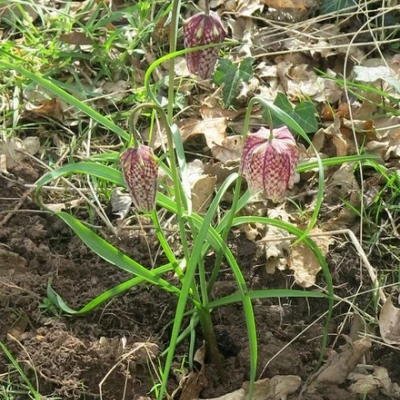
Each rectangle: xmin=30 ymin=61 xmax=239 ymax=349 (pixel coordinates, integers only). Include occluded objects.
xmin=204 ymin=0 xmax=210 ymax=15
xmin=163 ymin=5 xmax=217 ymax=359
xmin=207 ymin=176 xmax=242 ymax=295
xmin=150 ymin=210 xmax=184 ymax=280
xmin=167 ymin=0 xmax=181 ymax=124
xmin=134 ymin=106 xmax=222 ymax=398
xmin=154 ymin=1 xmax=224 ymax=396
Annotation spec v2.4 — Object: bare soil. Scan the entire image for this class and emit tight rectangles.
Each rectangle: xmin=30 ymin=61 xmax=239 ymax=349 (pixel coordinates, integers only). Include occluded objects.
xmin=0 ymin=164 xmax=399 ymax=400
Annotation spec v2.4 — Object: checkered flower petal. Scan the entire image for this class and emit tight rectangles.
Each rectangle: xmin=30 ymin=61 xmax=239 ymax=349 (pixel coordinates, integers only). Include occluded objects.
xmin=183 ymin=11 xmax=226 ymax=79
xmin=240 ymin=126 xmax=299 ymax=202
xmin=120 ymin=145 xmax=158 ymax=213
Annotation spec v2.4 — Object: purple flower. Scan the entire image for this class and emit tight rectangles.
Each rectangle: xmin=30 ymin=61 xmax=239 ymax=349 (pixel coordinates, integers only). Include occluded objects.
xmin=120 ymin=145 xmax=158 ymax=213
xmin=240 ymin=126 xmax=299 ymax=202
xmin=183 ymin=11 xmax=226 ymax=79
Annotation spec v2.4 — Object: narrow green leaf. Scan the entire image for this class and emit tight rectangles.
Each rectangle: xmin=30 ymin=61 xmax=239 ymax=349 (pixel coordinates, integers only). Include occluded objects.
xmin=210 ymin=289 xmax=330 ymax=308
xmin=0 ymin=342 xmax=42 ymax=400
xmin=297 ymin=154 xmax=378 ymax=173
xmin=58 ymin=212 xmax=181 ymax=296
xmin=0 ymin=59 xmax=129 ymax=141
xmin=47 ymin=263 xmax=175 ymax=315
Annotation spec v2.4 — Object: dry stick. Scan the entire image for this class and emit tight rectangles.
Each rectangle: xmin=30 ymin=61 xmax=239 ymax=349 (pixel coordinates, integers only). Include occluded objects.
xmin=7 ymin=334 xmax=40 ymax=394
xmin=99 ymin=342 xmax=155 ymax=400
xmin=258 ymin=228 xmax=386 ymax=304
xmin=26 ymin=152 xmax=117 ymax=234
xmin=85 ymin=119 xmax=114 ymax=235
xmin=384 ymin=206 xmax=400 ymax=238
xmin=0 ymin=186 xmax=35 ymax=227
xmin=253 ymin=37 xmax=400 ymax=60
xmin=0 ymin=145 xmax=70 ymax=226
xmin=0 ymin=173 xmax=92 ymax=192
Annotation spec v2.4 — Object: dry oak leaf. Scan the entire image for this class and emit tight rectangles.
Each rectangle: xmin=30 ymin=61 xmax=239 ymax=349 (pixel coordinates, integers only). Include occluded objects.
xmin=192 ymin=175 xmax=217 ymax=214
xmin=202 ymin=375 xmax=301 ymax=400
xmin=24 ymin=97 xmax=64 ymax=121
xmin=178 ymin=118 xmax=228 ymax=149
xmin=379 ymin=295 xmax=400 ymax=345
xmin=309 ymin=336 xmax=372 ymax=390
xmin=60 ymin=31 xmax=93 ymax=45
xmin=288 ymin=227 xmax=333 ymax=288
xmin=349 ymin=366 xmax=394 ymax=397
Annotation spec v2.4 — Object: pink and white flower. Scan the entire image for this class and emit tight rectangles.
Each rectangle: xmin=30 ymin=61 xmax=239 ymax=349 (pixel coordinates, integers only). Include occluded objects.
xmin=183 ymin=11 xmax=226 ymax=79
xmin=241 ymin=126 xmax=299 ymax=202
xmin=120 ymin=145 xmax=158 ymax=213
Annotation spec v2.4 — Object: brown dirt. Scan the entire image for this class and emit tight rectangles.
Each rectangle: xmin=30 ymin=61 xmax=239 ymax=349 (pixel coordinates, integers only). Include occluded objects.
xmin=0 ymin=163 xmax=399 ymax=400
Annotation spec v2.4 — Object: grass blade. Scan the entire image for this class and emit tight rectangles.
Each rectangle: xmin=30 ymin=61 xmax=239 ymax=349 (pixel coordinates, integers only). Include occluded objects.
xmin=0 ymin=342 xmax=41 ymax=400
xmin=232 ymin=216 xmax=334 ymax=366
xmin=46 ymin=263 xmax=175 ymax=314
xmin=58 ymin=212 xmax=181 ymax=296
xmin=0 ymin=58 xmax=129 ymax=141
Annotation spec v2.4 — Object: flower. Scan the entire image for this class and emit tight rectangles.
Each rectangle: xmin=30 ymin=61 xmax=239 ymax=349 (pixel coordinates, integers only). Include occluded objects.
xmin=120 ymin=145 xmax=158 ymax=213
xmin=240 ymin=126 xmax=299 ymax=202
xmin=183 ymin=11 xmax=226 ymax=79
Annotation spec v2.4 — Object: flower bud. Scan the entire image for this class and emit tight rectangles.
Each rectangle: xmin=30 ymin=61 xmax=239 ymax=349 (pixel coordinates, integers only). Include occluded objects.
xmin=183 ymin=11 xmax=226 ymax=79
xmin=120 ymin=145 xmax=158 ymax=213
xmin=241 ymin=126 xmax=299 ymax=202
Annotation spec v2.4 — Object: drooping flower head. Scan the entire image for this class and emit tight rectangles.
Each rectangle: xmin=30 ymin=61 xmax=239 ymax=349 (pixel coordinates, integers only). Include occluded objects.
xmin=240 ymin=126 xmax=299 ymax=202
xmin=120 ymin=145 xmax=158 ymax=213
xmin=183 ymin=11 xmax=226 ymax=79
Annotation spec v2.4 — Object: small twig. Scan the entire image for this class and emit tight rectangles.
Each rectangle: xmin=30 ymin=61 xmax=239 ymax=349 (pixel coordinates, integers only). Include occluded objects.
xmin=0 ymin=186 xmax=35 ymax=227
xmin=99 ymin=342 xmax=154 ymax=400
xmin=7 ymin=334 xmax=40 ymax=394
xmin=22 ymin=152 xmax=117 ymax=235
xmin=384 ymin=206 xmax=400 ymax=238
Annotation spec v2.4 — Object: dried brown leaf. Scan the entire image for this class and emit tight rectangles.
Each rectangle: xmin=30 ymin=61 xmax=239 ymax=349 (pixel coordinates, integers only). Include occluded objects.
xmin=192 ymin=175 xmax=217 ymax=214
xmin=202 ymin=375 xmax=301 ymax=400
xmin=24 ymin=98 xmax=64 ymax=121
xmin=262 ymin=0 xmax=307 ymax=10
xmin=60 ymin=31 xmax=93 ymax=45
xmin=288 ymin=227 xmax=333 ymax=287
xmin=379 ymin=295 xmax=400 ymax=345
xmin=310 ymin=337 xmax=372 ymax=388
xmin=211 ymin=135 xmax=243 ymax=162
xmin=349 ymin=366 xmax=392 ymax=396
xmin=179 ymin=118 xmax=228 ymax=148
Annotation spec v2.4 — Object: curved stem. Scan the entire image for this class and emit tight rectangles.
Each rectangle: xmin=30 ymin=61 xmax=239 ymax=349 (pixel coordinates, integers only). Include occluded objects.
xmin=144 ymin=41 xmax=238 ymax=108
xmin=167 ymin=0 xmax=181 ymax=124
xmin=151 ymin=210 xmax=183 ymax=280
xmin=204 ymin=0 xmax=210 ymax=15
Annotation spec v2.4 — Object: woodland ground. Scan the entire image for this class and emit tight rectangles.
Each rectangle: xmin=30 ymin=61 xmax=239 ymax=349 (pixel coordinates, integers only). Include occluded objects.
xmin=1 ymin=0 xmax=400 ymax=399
xmin=1 ymin=160 xmax=400 ymax=399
